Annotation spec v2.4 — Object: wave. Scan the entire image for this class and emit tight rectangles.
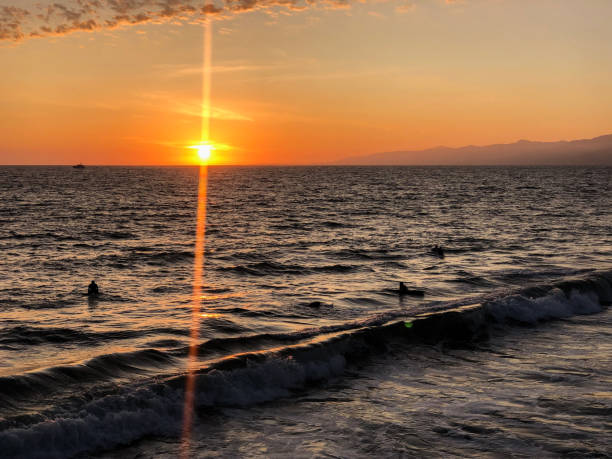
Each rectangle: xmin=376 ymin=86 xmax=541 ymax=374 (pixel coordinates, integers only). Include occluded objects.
xmin=0 ymin=325 xmax=189 ymax=347
xmin=95 ymin=249 xmax=194 ymax=268
xmin=269 ymin=222 xmax=311 ymax=231
xmin=320 ymin=220 xmax=348 ymax=228
xmin=313 ymin=264 xmax=360 ymax=273
xmin=218 ymin=261 xmax=363 ymax=276
xmin=0 ymin=297 xmax=80 ymax=310
xmin=0 ymin=349 xmax=179 ymax=409
xmin=0 ymin=325 xmax=364 ymax=415
xmin=450 ymin=270 xmax=496 ymax=287
xmin=0 ymin=291 xmax=137 ymax=310
xmin=0 ymin=231 xmax=75 ymax=242
xmin=328 ymin=248 xmax=404 ymax=261
xmin=0 ymin=270 xmax=610 ymax=458
xmin=91 ymin=230 xmax=137 ymax=240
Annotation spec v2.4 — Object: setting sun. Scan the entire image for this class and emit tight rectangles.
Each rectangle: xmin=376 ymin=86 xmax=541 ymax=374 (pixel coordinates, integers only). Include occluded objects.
xmin=1 ymin=0 xmax=612 ymax=457
xmin=190 ymin=144 xmax=214 ymax=163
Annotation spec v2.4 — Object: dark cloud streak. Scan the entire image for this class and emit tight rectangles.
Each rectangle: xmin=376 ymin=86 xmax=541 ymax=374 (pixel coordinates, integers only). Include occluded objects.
xmin=0 ymin=0 xmax=354 ymax=42
xmin=0 ymin=6 xmax=30 ymax=40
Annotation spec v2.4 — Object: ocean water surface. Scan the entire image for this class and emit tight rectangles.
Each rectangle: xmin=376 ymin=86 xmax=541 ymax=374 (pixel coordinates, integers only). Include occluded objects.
xmin=0 ymin=166 xmax=610 ymax=458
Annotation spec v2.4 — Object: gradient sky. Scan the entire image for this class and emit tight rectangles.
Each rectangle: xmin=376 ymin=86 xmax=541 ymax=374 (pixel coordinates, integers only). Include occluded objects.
xmin=1 ymin=0 xmax=611 ymax=165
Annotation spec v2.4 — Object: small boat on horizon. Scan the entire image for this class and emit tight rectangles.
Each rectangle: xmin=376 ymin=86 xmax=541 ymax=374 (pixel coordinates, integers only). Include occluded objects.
xmin=73 ymin=164 xmax=85 ymax=169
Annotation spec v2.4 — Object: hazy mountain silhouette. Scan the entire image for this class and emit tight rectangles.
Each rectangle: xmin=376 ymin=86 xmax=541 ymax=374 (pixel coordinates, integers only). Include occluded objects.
xmin=337 ymin=134 xmax=612 ymax=165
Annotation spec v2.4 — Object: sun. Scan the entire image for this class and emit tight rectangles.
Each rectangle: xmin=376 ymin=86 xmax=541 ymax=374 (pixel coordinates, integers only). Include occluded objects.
xmin=190 ymin=143 xmax=214 ymax=163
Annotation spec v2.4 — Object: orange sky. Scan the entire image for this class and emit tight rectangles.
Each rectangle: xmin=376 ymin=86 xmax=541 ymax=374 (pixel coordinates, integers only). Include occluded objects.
xmin=1 ymin=0 xmax=611 ymax=165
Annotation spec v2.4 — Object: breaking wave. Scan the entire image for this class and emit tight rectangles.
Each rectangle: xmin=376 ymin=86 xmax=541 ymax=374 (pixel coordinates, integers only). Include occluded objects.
xmin=0 ymin=270 xmax=610 ymax=458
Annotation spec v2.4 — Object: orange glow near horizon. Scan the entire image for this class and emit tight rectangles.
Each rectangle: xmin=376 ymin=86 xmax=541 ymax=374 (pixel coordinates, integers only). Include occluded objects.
xmin=2 ymin=2 xmax=612 ymax=166
xmin=181 ymin=10 xmax=213 ymax=458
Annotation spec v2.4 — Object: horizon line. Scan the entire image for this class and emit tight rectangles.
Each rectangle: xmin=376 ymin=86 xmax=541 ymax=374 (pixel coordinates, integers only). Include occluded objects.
xmin=1 ymin=163 xmax=610 ymax=167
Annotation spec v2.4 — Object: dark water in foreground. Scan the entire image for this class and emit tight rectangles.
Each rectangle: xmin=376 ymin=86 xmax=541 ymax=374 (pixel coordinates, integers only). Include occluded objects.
xmin=0 ymin=166 xmax=610 ymax=458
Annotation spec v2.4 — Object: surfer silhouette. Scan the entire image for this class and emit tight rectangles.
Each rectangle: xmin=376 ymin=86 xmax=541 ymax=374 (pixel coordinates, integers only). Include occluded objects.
xmin=431 ymin=245 xmax=445 ymax=258
xmin=399 ymin=282 xmax=425 ymax=297
xmin=88 ymin=280 xmax=99 ymax=296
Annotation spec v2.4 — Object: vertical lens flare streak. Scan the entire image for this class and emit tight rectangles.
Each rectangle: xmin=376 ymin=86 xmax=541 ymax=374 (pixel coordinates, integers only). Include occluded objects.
xmin=180 ymin=164 xmax=208 ymax=458
xmin=201 ymin=18 xmax=212 ymax=147
xmin=181 ymin=8 xmax=213 ymax=458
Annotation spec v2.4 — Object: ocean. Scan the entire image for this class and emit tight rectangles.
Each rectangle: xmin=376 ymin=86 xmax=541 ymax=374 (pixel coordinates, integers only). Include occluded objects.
xmin=0 ymin=166 xmax=610 ymax=458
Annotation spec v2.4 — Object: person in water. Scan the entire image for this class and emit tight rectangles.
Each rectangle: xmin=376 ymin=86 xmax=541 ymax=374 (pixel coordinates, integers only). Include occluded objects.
xmin=88 ymin=280 xmax=99 ymax=296
xmin=431 ymin=245 xmax=445 ymax=257
xmin=399 ymin=282 xmax=425 ymax=296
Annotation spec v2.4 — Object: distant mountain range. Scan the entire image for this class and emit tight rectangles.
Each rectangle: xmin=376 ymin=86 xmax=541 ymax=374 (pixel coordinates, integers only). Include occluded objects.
xmin=336 ymin=134 xmax=612 ymax=165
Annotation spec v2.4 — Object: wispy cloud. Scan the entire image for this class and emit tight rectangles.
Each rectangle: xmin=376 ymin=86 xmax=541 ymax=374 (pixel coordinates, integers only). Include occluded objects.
xmin=0 ymin=0 xmax=444 ymax=43
xmin=156 ymin=62 xmax=275 ymax=78
xmin=395 ymin=2 xmax=416 ymax=14
xmin=137 ymin=90 xmax=254 ymax=121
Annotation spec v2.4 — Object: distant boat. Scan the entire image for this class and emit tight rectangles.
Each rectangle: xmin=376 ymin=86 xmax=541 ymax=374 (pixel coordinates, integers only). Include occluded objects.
xmin=73 ymin=164 xmax=85 ymax=169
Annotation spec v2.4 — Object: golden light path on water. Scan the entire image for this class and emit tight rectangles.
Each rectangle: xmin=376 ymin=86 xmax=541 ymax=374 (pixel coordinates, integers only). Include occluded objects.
xmin=181 ymin=9 xmax=213 ymax=458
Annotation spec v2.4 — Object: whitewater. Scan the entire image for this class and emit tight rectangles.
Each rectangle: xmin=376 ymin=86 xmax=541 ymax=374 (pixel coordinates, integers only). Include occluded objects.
xmin=0 ymin=166 xmax=610 ymax=458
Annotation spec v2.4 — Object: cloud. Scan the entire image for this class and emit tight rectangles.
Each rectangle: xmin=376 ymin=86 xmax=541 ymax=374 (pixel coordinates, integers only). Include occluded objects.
xmin=0 ymin=0 xmax=441 ymax=42
xmin=395 ymin=2 xmax=415 ymax=13
xmin=0 ymin=5 xmax=30 ymax=40
xmin=137 ymin=90 xmax=254 ymax=121
xmin=0 ymin=0 xmax=224 ymax=42
xmin=157 ymin=62 xmax=274 ymax=78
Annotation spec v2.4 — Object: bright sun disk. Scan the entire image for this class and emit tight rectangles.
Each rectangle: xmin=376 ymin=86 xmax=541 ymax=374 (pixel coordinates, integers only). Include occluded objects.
xmin=190 ymin=144 xmax=214 ymax=163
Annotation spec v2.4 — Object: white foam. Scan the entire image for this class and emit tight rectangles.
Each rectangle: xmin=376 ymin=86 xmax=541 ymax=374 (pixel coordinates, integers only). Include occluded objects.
xmin=0 ymin=352 xmax=346 ymax=459
xmin=486 ymin=288 xmax=602 ymax=324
